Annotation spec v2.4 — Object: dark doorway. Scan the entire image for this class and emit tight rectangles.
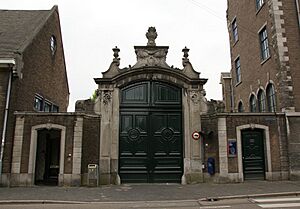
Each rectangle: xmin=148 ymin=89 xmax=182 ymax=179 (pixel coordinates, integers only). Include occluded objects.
xmin=241 ymin=129 xmax=265 ymax=180
xmin=35 ymin=129 xmax=61 ymax=186
xmin=119 ymin=81 xmax=183 ymax=183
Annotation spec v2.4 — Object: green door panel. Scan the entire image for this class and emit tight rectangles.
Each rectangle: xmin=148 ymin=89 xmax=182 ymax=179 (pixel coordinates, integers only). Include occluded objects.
xmin=119 ymin=113 xmax=149 ymax=182
xmin=242 ymin=130 xmax=265 ymax=180
xmin=119 ymin=81 xmax=183 ymax=183
xmin=150 ymin=112 xmax=182 ymax=183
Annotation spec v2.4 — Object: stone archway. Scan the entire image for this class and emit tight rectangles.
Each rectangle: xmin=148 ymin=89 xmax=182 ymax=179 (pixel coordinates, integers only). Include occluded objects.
xmin=94 ymin=27 xmax=208 ymax=185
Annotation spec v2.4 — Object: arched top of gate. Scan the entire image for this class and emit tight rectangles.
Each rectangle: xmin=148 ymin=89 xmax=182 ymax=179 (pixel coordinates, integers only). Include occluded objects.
xmin=94 ymin=27 xmax=207 ymax=89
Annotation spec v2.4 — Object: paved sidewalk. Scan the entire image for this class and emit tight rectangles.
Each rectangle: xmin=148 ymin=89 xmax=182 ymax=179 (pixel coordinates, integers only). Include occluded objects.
xmin=0 ymin=181 xmax=299 ymax=203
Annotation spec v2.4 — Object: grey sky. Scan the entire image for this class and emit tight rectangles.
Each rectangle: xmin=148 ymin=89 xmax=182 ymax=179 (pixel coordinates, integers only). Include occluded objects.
xmin=1 ymin=0 xmax=231 ymax=111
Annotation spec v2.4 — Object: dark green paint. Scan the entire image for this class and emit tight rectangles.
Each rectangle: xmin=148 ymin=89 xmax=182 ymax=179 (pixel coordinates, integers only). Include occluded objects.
xmin=242 ymin=130 xmax=265 ymax=180
xmin=119 ymin=81 xmax=183 ymax=183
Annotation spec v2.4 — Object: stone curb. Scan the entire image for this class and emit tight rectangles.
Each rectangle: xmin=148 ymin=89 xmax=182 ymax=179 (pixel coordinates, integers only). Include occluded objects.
xmin=200 ymin=191 xmax=300 ymax=201
xmin=0 ymin=191 xmax=299 ymax=205
xmin=0 ymin=200 xmax=87 ymax=205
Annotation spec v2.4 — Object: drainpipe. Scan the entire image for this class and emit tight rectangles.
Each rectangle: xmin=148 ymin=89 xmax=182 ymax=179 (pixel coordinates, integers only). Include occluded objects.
xmin=0 ymin=59 xmax=15 ymax=179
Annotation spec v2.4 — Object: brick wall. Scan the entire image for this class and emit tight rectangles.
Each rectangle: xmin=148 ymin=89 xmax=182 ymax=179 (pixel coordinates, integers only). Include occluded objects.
xmin=201 ymin=115 xmax=220 ymax=174
xmin=20 ymin=114 xmax=76 ymax=174
xmin=282 ymin=0 xmax=300 ymax=111
xmin=81 ymin=116 xmax=100 ymax=174
xmin=2 ymin=9 xmax=69 ymax=173
xmin=227 ymin=0 xmax=300 ymax=112
xmin=202 ymin=113 xmax=289 ymax=176
xmin=225 ymin=114 xmax=287 ymax=173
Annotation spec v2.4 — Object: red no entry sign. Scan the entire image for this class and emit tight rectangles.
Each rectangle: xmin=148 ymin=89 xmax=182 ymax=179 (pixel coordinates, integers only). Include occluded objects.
xmin=192 ymin=131 xmax=200 ymax=140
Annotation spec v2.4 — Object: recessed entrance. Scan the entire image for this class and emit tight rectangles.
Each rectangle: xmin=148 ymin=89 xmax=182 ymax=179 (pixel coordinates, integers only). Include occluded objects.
xmin=35 ymin=129 xmax=61 ymax=185
xmin=241 ymin=129 xmax=265 ymax=180
xmin=119 ymin=81 xmax=183 ymax=183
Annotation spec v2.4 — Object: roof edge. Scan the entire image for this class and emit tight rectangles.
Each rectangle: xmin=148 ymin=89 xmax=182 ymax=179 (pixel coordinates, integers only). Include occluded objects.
xmin=17 ymin=5 xmax=58 ymax=53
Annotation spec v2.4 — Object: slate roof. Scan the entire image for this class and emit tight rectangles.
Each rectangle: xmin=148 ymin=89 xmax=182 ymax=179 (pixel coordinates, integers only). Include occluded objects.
xmin=0 ymin=6 xmax=55 ymax=55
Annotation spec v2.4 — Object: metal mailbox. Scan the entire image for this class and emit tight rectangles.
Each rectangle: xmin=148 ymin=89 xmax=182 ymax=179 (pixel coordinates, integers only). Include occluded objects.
xmin=87 ymin=164 xmax=99 ymax=187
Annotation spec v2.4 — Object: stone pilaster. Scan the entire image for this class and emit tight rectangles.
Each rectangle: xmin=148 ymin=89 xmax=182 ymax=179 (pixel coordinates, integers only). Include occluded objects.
xmin=218 ymin=117 xmax=228 ymax=181
xmin=182 ymin=89 xmax=204 ymax=184
xmin=97 ymin=88 xmax=115 ymax=185
xmin=10 ymin=116 xmax=25 ymax=186
xmin=72 ymin=117 xmax=83 ymax=186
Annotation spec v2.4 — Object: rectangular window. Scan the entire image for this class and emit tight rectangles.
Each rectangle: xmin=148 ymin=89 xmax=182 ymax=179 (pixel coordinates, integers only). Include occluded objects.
xmin=34 ymin=94 xmax=59 ymax=113
xmin=256 ymin=0 xmax=264 ymax=10
xmin=232 ymin=19 xmax=238 ymax=43
xmin=44 ymin=101 xmax=52 ymax=112
xmin=259 ymin=27 xmax=270 ymax=61
xmin=235 ymin=57 xmax=241 ymax=84
xmin=34 ymin=96 xmax=43 ymax=111
xmin=52 ymin=105 xmax=59 ymax=112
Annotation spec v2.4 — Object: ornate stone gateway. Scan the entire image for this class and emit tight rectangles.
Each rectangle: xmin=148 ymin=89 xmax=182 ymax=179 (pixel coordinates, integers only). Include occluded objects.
xmin=119 ymin=81 xmax=182 ymax=183
xmin=94 ymin=27 xmax=207 ymax=185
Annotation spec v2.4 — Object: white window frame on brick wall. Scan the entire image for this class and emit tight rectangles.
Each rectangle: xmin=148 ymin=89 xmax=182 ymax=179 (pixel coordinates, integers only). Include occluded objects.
xmin=259 ymin=26 xmax=270 ymax=61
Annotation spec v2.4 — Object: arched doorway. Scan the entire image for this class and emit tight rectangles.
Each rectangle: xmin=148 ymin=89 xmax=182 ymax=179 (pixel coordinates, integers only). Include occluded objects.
xmin=35 ymin=129 xmax=61 ymax=185
xmin=119 ymin=81 xmax=183 ymax=183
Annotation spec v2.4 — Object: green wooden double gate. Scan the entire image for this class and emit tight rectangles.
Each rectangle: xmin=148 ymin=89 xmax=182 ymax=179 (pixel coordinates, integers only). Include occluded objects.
xmin=119 ymin=81 xmax=183 ymax=183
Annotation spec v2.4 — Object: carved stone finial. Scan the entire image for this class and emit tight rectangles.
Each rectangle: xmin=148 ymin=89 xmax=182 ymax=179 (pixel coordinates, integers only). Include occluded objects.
xmin=146 ymin=27 xmax=157 ymax=46
xmin=112 ymin=46 xmax=120 ymax=66
xmin=182 ymin=46 xmax=189 ymax=58
xmin=182 ymin=46 xmax=190 ymax=66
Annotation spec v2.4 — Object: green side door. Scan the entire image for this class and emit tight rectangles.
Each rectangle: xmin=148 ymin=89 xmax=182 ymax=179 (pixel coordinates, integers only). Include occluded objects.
xmin=242 ymin=130 xmax=265 ymax=180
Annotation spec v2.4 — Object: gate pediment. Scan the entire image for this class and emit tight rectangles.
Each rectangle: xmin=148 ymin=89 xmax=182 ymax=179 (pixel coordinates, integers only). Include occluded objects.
xmin=95 ymin=27 xmax=207 ymax=88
